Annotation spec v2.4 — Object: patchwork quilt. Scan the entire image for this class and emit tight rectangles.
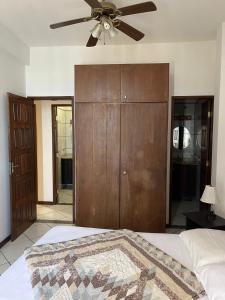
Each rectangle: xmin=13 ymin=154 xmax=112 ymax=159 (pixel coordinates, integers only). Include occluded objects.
xmin=24 ymin=230 xmax=205 ymax=300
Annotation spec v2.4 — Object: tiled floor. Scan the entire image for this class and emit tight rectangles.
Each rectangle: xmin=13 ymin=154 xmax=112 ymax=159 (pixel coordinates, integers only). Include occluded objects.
xmin=37 ymin=204 xmax=73 ymax=222
xmin=0 ymin=222 xmax=72 ymax=276
xmin=58 ymin=189 xmax=73 ymax=204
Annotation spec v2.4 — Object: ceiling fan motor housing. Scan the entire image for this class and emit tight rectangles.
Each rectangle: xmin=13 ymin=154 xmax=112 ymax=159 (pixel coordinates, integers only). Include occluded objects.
xmin=92 ymin=2 xmax=121 ymax=21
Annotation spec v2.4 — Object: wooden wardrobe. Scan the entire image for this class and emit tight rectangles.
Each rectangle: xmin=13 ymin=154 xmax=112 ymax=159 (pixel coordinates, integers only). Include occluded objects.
xmin=75 ymin=64 xmax=169 ymax=232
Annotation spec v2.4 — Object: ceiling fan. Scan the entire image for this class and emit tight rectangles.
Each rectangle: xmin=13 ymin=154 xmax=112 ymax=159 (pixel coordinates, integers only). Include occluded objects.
xmin=50 ymin=0 xmax=157 ymax=47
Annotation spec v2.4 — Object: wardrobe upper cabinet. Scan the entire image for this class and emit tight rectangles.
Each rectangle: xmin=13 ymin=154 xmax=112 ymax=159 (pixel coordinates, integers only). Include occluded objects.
xmin=121 ymin=64 xmax=169 ymax=103
xmin=75 ymin=65 xmax=121 ymax=103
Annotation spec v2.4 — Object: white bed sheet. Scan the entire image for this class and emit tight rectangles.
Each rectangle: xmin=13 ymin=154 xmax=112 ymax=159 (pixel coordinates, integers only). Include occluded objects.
xmin=0 ymin=226 xmax=208 ymax=300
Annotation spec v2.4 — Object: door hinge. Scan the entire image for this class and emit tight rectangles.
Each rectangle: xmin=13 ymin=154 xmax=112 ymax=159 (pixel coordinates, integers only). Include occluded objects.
xmin=208 ymin=111 xmax=212 ymax=118
xmin=206 ymin=160 xmax=210 ymax=167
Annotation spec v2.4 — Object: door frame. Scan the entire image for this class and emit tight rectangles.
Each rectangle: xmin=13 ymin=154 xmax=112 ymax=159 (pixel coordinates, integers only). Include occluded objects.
xmin=28 ymin=96 xmax=75 ymax=224
xmin=52 ymin=104 xmax=73 ymax=205
xmin=169 ymin=95 xmax=214 ymax=227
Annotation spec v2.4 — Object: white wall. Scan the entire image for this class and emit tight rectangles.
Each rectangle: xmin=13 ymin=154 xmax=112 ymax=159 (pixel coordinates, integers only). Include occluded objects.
xmin=26 ymin=41 xmax=216 ymax=97
xmin=212 ymin=23 xmax=225 ymax=218
xmin=0 ymin=24 xmax=29 ymax=243
xmin=26 ymin=41 xmax=216 ymax=222
xmin=35 ymin=100 xmax=71 ymax=203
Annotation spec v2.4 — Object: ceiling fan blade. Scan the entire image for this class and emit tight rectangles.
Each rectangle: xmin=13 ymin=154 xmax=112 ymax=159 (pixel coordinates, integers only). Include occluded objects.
xmin=118 ymin=1 xmax=157 ymax=16
xmin=86 ymin=35 xmax=99 ymax=47
xmin=116 ymin=20 xmax=144 ymax=41
xmin=50 ymin=17 xmax=92 ymax=29
xmin=84 ymin=0 xmax=102 ymax=8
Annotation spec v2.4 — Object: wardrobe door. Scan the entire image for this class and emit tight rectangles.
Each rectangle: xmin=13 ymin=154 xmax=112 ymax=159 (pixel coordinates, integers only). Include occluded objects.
xmin=120 ymin=103 xmax=167 ymax=232
xmin=76 ymin=103 xmax=120 ymax=229
xmin=121 ymin=64 xmax=169 ymax=103
xmin=75 ymin=65 xmax=121 ymax=103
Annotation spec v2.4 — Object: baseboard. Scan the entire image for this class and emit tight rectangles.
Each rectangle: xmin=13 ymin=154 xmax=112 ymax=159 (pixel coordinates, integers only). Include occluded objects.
xmin=56 ymin=203 xmax=73 ymax=206
xmin=0 ymin=235 xmax=11 ymax=249
xmin=37 ymin=201 xmax=54 ymax=205
xmin=36 ymin=220 xmax=73 ymax=224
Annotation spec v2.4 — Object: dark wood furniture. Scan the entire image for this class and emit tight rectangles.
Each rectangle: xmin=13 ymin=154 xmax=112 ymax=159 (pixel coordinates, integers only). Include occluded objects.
xmin=184 ymin=211 xmax=225 ymax=230
xmin=8 ymin=94 xmax=37 ymax=240
xmin=75 ymin=64 xmax=169 ymax=232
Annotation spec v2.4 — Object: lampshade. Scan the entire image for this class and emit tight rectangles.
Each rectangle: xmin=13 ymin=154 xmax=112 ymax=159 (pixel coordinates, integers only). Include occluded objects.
xmin=102 ymin=17 xmax=111 ymax=31
xmin=91 ymin=23 xmax=103 ymax=39
xmin=109 ymin=26 xmax=118 ymax=38
xmin=201 ymin=185 xmax=216 ymax=205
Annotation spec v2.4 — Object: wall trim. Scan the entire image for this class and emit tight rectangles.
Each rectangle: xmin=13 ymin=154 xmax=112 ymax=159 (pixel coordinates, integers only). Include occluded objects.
xmin=36 ymin=220 xmax=73 ymax=224
xmin=37 ymin=201 xmax=54 ymax=205
xmin=0 ymin=235 xmax=11 ymax=249
xmin=28 ymin=96 xmax=74 ymax=101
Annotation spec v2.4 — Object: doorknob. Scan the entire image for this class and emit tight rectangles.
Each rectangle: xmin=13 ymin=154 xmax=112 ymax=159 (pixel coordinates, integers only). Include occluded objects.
xmin=10 ymin=162 xmax=19 ymax=175
xmin=123 ymin=171 xmax=127 ymax=175
xmin=122 ymin=95 xmax=127 ymax=102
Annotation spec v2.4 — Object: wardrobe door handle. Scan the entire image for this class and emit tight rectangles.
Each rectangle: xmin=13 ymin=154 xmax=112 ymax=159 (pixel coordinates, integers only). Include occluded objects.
xmin=123 ymin=171 xmax=127 ymax=175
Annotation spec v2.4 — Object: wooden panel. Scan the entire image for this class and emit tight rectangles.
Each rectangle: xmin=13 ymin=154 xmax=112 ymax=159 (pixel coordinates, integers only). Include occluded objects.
xmin=76 ymin=103 xmax=120 ymax=228
xmin=120 ymin=103 xmax=167 ymax=232
xmin=8 ymin=94 xmax=37 ymax=240
xmin=121 ymin=64 xmax=169 ymax=103
xmin=75 ymin=65 xmax=121 ymax=103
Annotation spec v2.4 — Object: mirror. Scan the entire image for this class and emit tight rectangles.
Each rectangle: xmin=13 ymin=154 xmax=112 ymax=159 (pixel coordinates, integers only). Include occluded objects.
xmin=173 ymin=126 xmax=191 ymax=149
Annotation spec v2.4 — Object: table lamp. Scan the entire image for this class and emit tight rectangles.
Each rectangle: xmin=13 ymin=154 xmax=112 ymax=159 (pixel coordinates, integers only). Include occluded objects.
xmin=200 ymin=185 xmax=216 ymax=220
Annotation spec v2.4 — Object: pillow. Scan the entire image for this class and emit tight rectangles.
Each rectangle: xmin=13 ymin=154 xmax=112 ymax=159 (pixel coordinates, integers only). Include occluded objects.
xmin=180 ymin=229 xmax=225 ymax=270
xmin=196 ymin=263 xmax=225 ymax=300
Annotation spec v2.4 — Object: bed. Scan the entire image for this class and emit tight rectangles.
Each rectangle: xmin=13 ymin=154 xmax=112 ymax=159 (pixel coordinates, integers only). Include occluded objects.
xmin=0 ymin=225 xmax=223 ymax=300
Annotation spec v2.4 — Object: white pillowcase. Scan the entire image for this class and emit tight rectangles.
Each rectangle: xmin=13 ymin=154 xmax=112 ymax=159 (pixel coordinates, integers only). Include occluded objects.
xmin=180 ymin=229 xmax=225 ymax=270
xmin=196 ymin=263 xmax=225 ymax=300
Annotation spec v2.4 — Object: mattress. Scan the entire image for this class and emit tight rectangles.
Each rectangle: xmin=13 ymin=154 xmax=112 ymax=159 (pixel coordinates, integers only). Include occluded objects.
xmin=0 ymin=226 xmax=209 ymax=300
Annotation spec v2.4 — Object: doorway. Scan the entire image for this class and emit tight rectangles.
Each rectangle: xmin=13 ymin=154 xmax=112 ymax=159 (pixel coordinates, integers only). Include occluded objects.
xmin=170 ymin=96 xmax=213 ymax=226
xmin=52 ymin=105 xmax=73 ymax=205
xmin=34 ymin=98 xmax=74 ymax=223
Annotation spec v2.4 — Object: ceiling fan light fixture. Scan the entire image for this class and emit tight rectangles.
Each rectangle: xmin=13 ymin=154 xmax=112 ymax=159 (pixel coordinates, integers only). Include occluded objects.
xmin=109 ymin=26 xmax=118 ymax=38
xmin=50 ymin=1 xmax=157 ymax=47
xmin=91 ymin=23 xmax=103 ymax=38
xmin=102 ymin=17 xmax=112 ymax=31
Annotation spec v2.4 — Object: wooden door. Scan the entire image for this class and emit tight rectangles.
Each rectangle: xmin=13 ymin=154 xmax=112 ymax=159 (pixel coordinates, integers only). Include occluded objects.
xmin=75 ymin=65 xmax=121 ymax=103
xmin=121 ymin=64 xmax=169 ymax=103
xmin=75 ymin=103 xmax=120 ymax=229
xmin=120 ymin=103 xmax=167 ymax=232
xmin=8 ymin=94 xmax=37 ymax=240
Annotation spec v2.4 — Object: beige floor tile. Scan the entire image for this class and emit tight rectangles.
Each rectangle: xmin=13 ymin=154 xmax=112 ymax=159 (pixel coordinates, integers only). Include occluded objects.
xmin=37 ymin=204 xmax=73 ymax=222
xmin=24 ymin=223 xmax=51 ymax=242
xmin=37 ymin=205 xmax=53 ymax=214
xmin=38 ymin=211 xmax=68 ymax=221
xmin=0 ymin=263 xmax=10 ymax=275
xmin=59 ymin=212 xmax=73 ymax=220
xmin=0 ymin=252 xmax=7 ymax=266
xmin=1 ymin=234 xmax=33 ymax=264
xmin=54 ymin=205 xmax=73 ymax=214
xmin=58 ymin=189 xmax=73 ymax=204
xmin=47 ymin=223 xmax=73 ymax=228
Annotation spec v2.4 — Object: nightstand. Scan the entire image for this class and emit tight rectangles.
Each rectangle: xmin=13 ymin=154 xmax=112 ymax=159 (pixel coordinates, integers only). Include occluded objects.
xmin=184 ymin=211 xmax=225 ymax=230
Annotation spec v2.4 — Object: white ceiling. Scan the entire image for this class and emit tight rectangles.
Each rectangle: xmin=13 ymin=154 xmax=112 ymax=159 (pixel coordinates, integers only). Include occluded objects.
xmin=0 ymin=0 xmax=225 ymax=47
